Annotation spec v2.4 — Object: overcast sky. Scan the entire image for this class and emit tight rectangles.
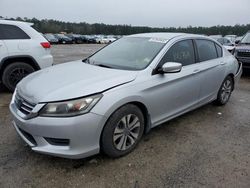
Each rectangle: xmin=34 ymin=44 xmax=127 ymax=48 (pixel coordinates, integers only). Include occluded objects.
xmin=0 ymin=0 xmax=250 ymax=27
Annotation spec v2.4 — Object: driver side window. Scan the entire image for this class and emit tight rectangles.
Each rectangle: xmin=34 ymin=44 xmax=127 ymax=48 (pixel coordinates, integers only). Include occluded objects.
xmin=160 ymin=39 xmax=195 ymax=66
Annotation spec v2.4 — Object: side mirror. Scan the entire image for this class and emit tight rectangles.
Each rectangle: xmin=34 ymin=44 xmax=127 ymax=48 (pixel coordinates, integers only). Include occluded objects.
xmin=159 ymin=62 xmax=182 ymax=74
xmin=235 ymin=40 xmax=240 ymax=45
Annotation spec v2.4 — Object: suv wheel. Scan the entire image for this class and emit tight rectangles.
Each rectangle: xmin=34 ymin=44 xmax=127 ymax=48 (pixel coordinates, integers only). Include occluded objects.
xmin=2 ymin=62 xmax=35 ymax=92
xmin=215 ymin=76 xmax=233 ymax=105
xmin=101 ymin=104 xmax=145 ymax=158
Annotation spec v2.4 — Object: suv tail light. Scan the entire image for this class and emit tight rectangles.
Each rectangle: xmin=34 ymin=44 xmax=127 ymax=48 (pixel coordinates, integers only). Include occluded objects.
xmin=40 ymin=42 xmax=51 ymax=49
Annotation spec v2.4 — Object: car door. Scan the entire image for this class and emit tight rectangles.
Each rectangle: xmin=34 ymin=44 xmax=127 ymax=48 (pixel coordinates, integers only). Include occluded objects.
xmin=143 ymin=39 xmax=202 ymax=126
xmin=194 ymin=39 xmax=226 ymax=104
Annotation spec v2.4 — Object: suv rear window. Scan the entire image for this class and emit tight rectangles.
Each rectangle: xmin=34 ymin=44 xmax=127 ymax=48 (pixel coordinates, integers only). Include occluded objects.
xmin=196 ymin=39 xmax=218 ymax=62
xmin=0 ymin=24 xmax=30 ymax=40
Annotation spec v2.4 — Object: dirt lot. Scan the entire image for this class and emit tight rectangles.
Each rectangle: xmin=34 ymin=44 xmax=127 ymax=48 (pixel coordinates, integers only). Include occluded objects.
xmin=0 ymin=44 xmax=250 ymax=188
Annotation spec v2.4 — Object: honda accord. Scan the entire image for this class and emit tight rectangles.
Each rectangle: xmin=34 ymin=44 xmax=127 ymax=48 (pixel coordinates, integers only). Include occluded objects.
xmin=10 ymin=33 xmax=242 ymax=159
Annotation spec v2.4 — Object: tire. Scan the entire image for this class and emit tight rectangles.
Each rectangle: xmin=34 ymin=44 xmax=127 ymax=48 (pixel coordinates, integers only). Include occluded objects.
xmin=2 ymin=62 xmax=35 ymax=92
xmin=215 ymin=76 xmax=234 ymax=106
xmin=101 ymin=104 xmax=145 ymax=158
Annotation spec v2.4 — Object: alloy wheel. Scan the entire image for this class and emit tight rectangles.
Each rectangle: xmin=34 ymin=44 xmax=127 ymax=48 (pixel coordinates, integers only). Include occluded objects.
xmin=220 ymin=79 xmax=232 ymax=103
xmin=9 ymin=67 xmax=29 ymax=87
xmin=113 ymin=114 xmax=141 ymax=151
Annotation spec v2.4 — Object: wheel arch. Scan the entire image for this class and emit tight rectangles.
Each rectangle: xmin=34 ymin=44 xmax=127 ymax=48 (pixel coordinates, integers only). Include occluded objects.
xmin=227 ymin=73 xmax=235 ymax=90
xmin=99 ymin=100 xmax=152 ymax=154
xmin=0 ymin=55 xmax=40 ymax=79
xmin=99 ymin=99 xmax=152 ymax=141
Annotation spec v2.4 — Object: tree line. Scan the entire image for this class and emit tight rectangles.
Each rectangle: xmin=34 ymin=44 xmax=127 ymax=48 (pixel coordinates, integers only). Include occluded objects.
xmin=1 ymin=16 xmax=250 ymax=36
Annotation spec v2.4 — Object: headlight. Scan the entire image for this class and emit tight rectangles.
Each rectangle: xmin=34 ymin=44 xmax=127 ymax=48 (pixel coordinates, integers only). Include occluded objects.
xmin=39 ymin=94 xmax=102 ymax=117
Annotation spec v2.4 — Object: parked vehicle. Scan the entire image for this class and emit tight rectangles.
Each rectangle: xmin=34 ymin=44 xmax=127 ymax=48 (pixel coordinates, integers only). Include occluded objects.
xmin=10 ymin=33 xmax=242 ymax=159
xmin=225 ymin=35 xmax=237 ymax=43
xmin=234 ymin=31 xmax=250 ymax=69
xmin=95 ymin=36 xmax=108 ymax=44
xmin=107 ymin=36 xmax=117 ymax=43
xmin=235 ymin=36 xmax=243 ymax=43
xmin=54 ymin=34 xmax=73 ymax=44
xmin=216 ymin=37 xmax=235 ymax=53
xmin=0 ymin=20 xmax=53 ymax=91
xmin=79 ymin=35 xmax=89 ymax=43
xmin=85 ymin=35 xmax=97 ymax=43
xmin=65 ymin=34 xmax=83 ymax=44
xmin=44 ymin=33 xmax=59 ymax=44
xmin=209 ymin=35 xmax=222 ymax=40
xmin=94 ymin=36 xmax=115 ymax=44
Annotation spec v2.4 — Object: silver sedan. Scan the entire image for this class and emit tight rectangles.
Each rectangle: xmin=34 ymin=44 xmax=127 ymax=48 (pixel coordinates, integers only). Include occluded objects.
xmin=10 ymin=33 xmax=242 ymax=159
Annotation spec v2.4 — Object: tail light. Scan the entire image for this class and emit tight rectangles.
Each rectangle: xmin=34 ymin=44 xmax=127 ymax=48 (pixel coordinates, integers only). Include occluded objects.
xmin=40 ymin=42 xmax=51 ymax=49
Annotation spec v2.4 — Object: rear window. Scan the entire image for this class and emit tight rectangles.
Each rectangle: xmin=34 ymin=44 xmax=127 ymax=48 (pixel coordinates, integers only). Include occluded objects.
xmin=196 ymin=39 xmax=218 ymax=62
xmin=0 ymin=24 xmax=30 ymax=40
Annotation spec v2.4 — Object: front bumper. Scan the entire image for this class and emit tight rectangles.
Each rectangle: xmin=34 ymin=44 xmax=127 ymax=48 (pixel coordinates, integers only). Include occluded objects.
xmin=235 ymin=57 xmax=250 ymax=69
xmin=37 ymin=54 xmax=54 ymax=69
xmin=9 ymin=101 xmax=107 ymax=159
xmin=234 ymin=62 xmax=243 ymax=86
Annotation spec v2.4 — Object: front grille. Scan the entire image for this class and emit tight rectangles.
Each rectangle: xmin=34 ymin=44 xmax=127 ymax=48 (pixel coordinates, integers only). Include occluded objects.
xmin=14 ymin=93 xmax=36 ymax=115
xmin=237 ymin=51 xmax=250 ymax=58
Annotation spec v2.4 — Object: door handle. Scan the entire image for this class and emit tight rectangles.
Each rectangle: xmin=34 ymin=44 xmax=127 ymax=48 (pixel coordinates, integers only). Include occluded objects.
xmin=193 ymin=69 xmax=200 ymax=74
xmin=220 ymin=62 xmax=226 ymax=65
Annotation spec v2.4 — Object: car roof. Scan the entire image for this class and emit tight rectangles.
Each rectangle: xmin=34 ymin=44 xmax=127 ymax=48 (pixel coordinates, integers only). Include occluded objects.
xmin=0 ymin=19 xmax=33 ymax=26
xmin=127 ymin=32 xmax=206 ymax=41
xmin=128 ymin=32 xmax=184 ymax=39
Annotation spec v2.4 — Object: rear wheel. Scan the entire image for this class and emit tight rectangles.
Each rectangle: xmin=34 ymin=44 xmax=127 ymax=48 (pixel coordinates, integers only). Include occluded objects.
xmin=101 ymin=104 xmax=144 ymax=158
xmin=215 ymin=76 xmax=233 ymax=105
xmin=2 ymin=62 xmax=35 ymax=92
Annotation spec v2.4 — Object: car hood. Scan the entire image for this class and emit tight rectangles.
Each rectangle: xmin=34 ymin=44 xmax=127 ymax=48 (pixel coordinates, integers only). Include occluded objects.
xmin=235 ymin=44 xmax=250 ymax=51
xmin=17 ymin=60 xmax=138 ymax=103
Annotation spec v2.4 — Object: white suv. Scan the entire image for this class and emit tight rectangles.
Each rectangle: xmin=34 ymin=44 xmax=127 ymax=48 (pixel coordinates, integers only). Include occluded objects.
xmin=0 ymin=20 xmax=53 ymax=91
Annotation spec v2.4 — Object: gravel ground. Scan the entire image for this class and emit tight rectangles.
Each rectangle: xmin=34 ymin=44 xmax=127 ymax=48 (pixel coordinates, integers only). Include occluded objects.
xmin=0 ymin=44 xmax=249 ymax=188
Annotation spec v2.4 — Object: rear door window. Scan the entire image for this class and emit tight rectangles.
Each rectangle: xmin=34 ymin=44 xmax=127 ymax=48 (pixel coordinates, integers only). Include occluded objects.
xmin=160 ymin=39 xmax=196 ymax=66
xmin=196 ymin=39 xmax=218 ymax=62
xmin=0 ymin=24 xmax=30 ymax=40
xmin=215 ymin=44 xmax=223 ymax=57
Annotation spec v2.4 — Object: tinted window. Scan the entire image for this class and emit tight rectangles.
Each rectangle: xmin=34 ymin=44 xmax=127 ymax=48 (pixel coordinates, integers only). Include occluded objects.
xmin=196 ymin=40 xmax=218 ymax=62
xmin=215 ymin=44 xmax=223 ymax=57
xmin=160 ymin=40 xmax=195 ymax=66
xmin=0 ymin=24 xmax=30 ymax=40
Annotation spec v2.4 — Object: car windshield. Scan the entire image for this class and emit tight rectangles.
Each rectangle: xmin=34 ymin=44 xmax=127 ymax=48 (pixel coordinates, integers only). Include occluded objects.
xmin=87 ymin=37 xmax=166 ymax=70
xmin=241 ymin=33 xmax=250 ymax=44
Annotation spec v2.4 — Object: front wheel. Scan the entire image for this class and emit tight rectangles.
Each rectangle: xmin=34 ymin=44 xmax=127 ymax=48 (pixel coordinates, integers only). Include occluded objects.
xmin=215 ymin=76 xmax=234 ymax=105
xmin=101 ymin=104 xmax=144 ymax=158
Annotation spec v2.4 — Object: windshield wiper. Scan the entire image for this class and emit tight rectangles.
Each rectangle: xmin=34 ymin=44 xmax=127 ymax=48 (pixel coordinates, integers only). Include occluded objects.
xmin=83 ymin=59 xmax=114 ymax=69
xmin=95 ymin=64 xmax=114 ymax=69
